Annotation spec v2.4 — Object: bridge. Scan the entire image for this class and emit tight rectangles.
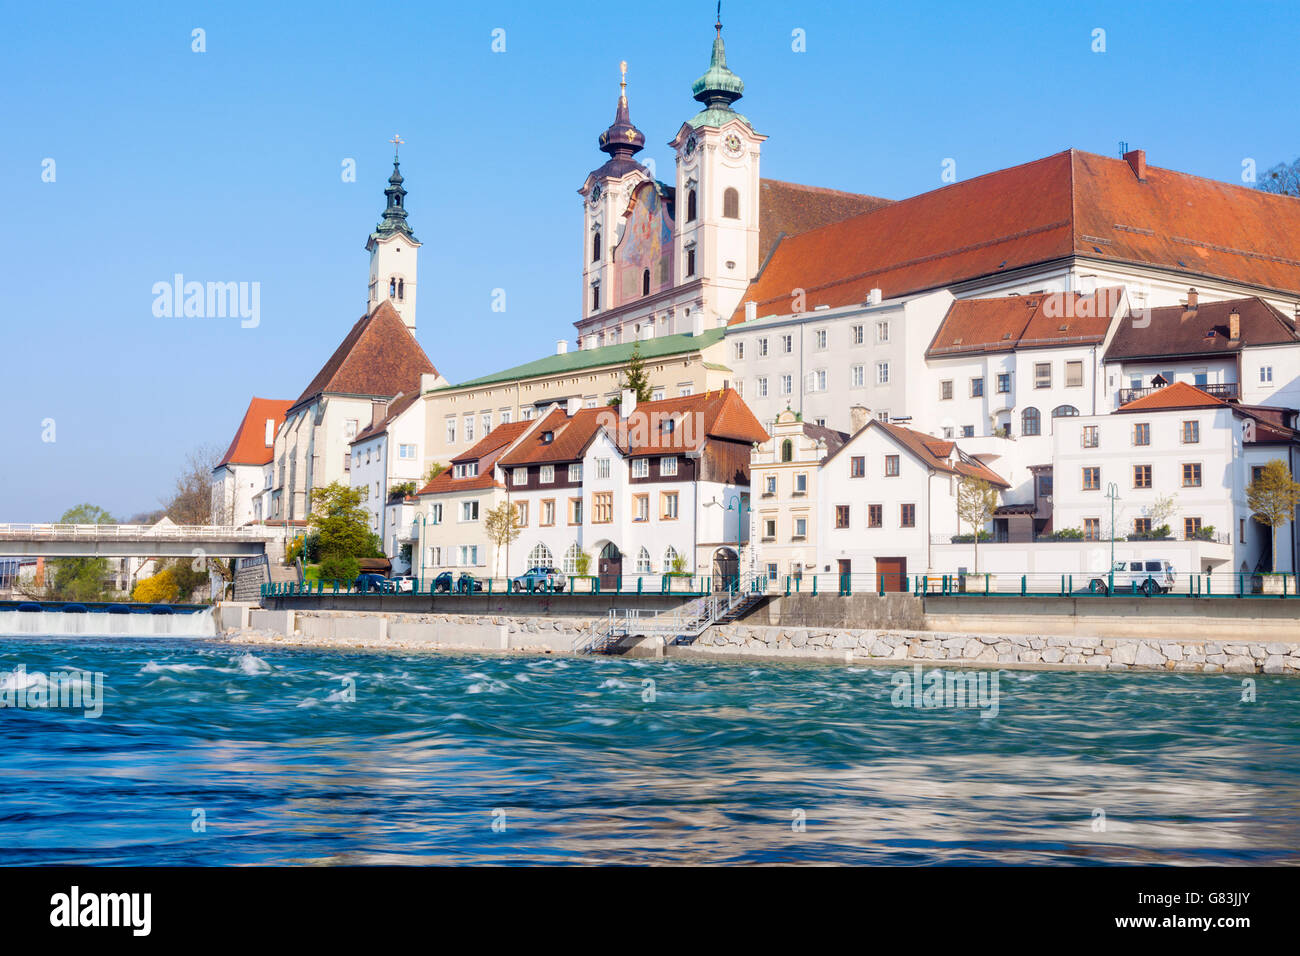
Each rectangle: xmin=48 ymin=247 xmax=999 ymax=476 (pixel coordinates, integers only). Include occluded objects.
xmin=0 ymin=523 xmax=297 ymax=559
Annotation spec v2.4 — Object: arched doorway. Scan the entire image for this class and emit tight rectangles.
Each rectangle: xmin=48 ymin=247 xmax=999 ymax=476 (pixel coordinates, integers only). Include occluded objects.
xmin=713 ymin=548 xmax=739 ymax=592
xmin=598 ymin=543 xmax=622 ymax=589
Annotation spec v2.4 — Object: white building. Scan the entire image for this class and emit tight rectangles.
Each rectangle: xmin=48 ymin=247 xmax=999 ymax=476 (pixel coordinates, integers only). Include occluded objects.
xmin=347 ymin=390 xmax=429 ymax=566
xmin=211 ymin=397 xmax=291 ymax=526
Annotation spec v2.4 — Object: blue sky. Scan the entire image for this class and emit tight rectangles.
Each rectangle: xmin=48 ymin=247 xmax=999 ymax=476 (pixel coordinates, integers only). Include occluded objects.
xmin=1 ymin=0 xmax=1296 ymax=521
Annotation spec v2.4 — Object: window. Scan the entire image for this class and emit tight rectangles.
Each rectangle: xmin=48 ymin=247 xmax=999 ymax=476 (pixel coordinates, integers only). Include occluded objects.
xmin=940 ymin=380 xmax=954 ymax=400
xmin=636 ymin=546 xmax=652 ymax=573
xmin=558 ymin=543 xmax=581 ymax=575
xmin=835 ymin=505 xmax=850 ymax=529
xmin=900 ymin=503 xmax=916 ymax=528
xmin=782 ymin=334 xmax=793 ymax=354
xmin=971 ymin=378 xmax=984 ymax=398
xmin=589 ymin=457 xmax=608 ymax=479
xmin=1034 ymin=363 xmax=1052 ymax=389
xmin=686 ymin=189 xmax=697 ymax=222
xmin=794 ymin=473 xmax=807 ymax=494
xmin=780 ymin=439 xmax=793 ymax=463
xmin=762 ymin=518 xmax=776 ymax=540
xmin=1133 ymin=517 xmax=1152 ymax=535
xmin=734 ymin=341 xmax=744 ymax=361
xmin=651 ymin=388 xmax=665 ymax=401
xmin=1083 ymin=518 xmax=1100 ymax=541
xmin=877 ymin=321 xmax=890 ymax=343
xmin=527 ymin=543 xmax=554 ymax=568
xmin=815 ymin=329 xmax=827 ymax=349
xmin=723 ymin=187 xmax=740 ymax=219
xmin=633 ymin=494 xmax=649 ymax=521
xmin=1036 ymin=473 xmax=1053 ymax=497
xmin=1133 ymin=464 xmax=1152 ymax=488
xmin=429 ymin=503 xmax=443 ymax=524
xmin=1251 ymin=465 xmax=1266 ymax=485
xmin=458 ymin=545 xmax=479 ymax=567
xmin=685 ymin=246 xmax=696 ymax=277
xmin=592 ymin=231 xmax=601 ymax=261
xmin=642 ymin=269 xmax=651 ymax=296
xmin=781 ymin=374 xmax=792 ymax=395
xmin=757 ymin=377 xmax=768 ymax=398
xmin=961 ymin=425 xmax=975 ymax=438
xmin=398 ymin=444 xmax=417 ymax=459
xmin=663 ymin=546 xmax=681 ymax=572
xmin=763 ymin=475 xmax=776 ymax=496
xmin=661 ymin=492 xmax=679 ymax=519
xmin=592 ymin=491 xmax=613 ymax=523
xmin=568 ymin=463 xmax=583 ymax=482
xmin=538 ymin=465 xmax=555 ymax=484
xmin=1082 ymin=466 xmax=1100 ymax=490
xmin=1021 ymin=407 xmax=1041 ymax=436
xmin=876 ymin=362 xmax=890 ymax=385
xmin=758 ymin=337 xmax=768 ymax=357
xmin=660 ymin=456 xmax=678 ymax=475
xmin=1051 ymin=405 xmax=1079 ymax=420
xmin=501 ymin=409 xmax=512 ymax=424
xmin=591 ymin=285 xmax=600 ymax=311
xmin=1182 ymin=463 xmax=1202 ymax=487
xmin=426 ymin=546 xmax=442 ymax=567
xmin=1133 ymin=422 xmax=1150 ymax=446
xmin=461 ymin=500 xmax=479 ymax=522
xmin=482 ymin=413 xmax=492 ymax=436
xmin=445 ymin=419 xmax=456 ymax=444
xmin=807 ymin=369 xmax=827 ymax=392
xmin=632 ymin=458 xmax=649 ymax=478
xmin=1261 ymin=365 xmax=1274 ymax=383
xmin=569 ymin=497 xmax=583 ymax=524
xmin=794 ymin=517 xmax=808 ymax=538
xmin=852 ymin=364 xmax=864 ymax=387
xmin=1081 ymin=425 xmax=1098 ymax=448
xmin=1065 ymin=361 xmax=1084 ymax=388
xmin=512 ymin=467 xmax=527 ymax=486
xmin=868 ymin=504 xmax=883 ymax=528
xmin=1184 ymin=517 xmax=1202 ymax=538
xmin=850 ymin=456 xmax=865 ymax=478
xmin=851 ymin=324 xmax=864 ymax=345
xmin=1181 ymin=420 xmax=1200 ymax=444
xmin=541 ymin=500 xmax=555 ymax=526
xmin=514 ymin=501 xmax=528 ymax=526
xmin=942 ymin=426 xmax=954 ymax=439
xmin=884 ymin=455 xmax=900 ymax=477
xmin=465 ymin=415 xmax=477 ymax=444
xmin=996 ymin=373 xmax=1011 ymax=394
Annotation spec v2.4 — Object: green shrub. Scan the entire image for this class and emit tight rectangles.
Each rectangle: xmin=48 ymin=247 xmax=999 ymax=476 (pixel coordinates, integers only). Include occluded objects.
xmin=318 ymin=553 xmax=359 ymax=584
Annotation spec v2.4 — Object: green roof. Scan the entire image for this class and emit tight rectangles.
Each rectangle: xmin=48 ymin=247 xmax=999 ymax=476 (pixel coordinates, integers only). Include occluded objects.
xmin=444 ymin=328 xmax=725 ymax=390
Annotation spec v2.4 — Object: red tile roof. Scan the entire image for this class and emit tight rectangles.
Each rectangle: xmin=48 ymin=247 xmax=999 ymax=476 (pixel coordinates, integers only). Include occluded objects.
xmin=732 ymin=149 xmax=1300 ymax=323
xmin=1115 ymin=381 xmax=1228 ymax=412
xmin=293 ymin=299 xmax=437 ymax=411
xmin=450 ymin=420 xmax=531 ymax=465
xmin=416 ymin=421 xmax=532 ymax=497
xmin=759 ymin=179 xmax=893 ymax=266
xmin=826 ymin=420 xmax=1009 ymax=488
xmin=497 ymin=390 xmax=768 ymax=467
xmin=927 ymin=288 xmax=1124 ymax=357
xmin=1104 ymin=296 xmax=1300 ymax=361
xmin=216 ymin=397 xmax=292 ymax=468
xmin=350 ymin=389 xmax=421 ymax=445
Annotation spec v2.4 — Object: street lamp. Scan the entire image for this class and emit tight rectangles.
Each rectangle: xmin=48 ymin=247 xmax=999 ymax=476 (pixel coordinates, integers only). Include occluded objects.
xmin=1105 ymin=482 xmax=1120 ymax=590
xmin=413 ymin=510 xmax=428 ymax=594
xmin=725 ymin=493 xmax=746 ymax=591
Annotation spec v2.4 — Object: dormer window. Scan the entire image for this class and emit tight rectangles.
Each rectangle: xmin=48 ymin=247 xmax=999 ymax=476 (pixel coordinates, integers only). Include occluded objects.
xmin=542 ymin=431 xmax=554 ymax=444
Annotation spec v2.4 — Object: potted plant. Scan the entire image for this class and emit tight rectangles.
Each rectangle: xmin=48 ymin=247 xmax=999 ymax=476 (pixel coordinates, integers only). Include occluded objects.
xmin=570 ymin=549 xmax=596 ymax=592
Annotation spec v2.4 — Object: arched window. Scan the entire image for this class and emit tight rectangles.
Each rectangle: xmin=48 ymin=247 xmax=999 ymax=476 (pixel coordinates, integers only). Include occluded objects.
xmin=663 ymin=546 xmax=681 ymax=573
xmin=723 ymin=187 xmax=739 ymax=219
xmin=527 ymin=542 xmax=554 ymax=569
xmin=397 ymin=278 xmax=404 ymax=301
xmin=636 ymin=546 xmax=652 ymax=573
xmin=1021 ymin=407 xmax=1041 ymax=437
xmin=686 ymin=189 xmax=697 ymax=222
xmin=781 ymin=438 xmax=794 ymax=462
xmin=642 ymin=269 xmax=651 ymax=296
xmin=563 ymin=543 xmax=582 ymax=574
xmin=1051 ymin=405 xmax=1079 ymax=418
xmin=592 ymin=231 xmax=601 ymax=262
xmin=388 ymin=277 xmax=396 ymax=298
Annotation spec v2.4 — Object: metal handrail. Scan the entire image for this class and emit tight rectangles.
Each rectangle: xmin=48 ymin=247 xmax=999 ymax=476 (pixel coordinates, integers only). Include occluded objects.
xmin=0 ymin=523 xmax=292 ymax=540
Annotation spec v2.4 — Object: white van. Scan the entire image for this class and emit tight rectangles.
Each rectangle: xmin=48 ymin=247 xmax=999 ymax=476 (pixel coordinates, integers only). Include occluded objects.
xmin=1089 ymin=559 xmax=1176 ymax=595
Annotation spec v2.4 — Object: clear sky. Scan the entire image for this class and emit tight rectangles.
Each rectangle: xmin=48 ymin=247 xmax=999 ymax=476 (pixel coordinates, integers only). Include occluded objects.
xmin=1 ymin=0 xmax=1296 ymax=522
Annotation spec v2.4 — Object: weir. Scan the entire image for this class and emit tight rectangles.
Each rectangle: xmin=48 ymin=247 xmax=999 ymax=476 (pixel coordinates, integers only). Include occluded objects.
xmin=0 ymin=608 xmax=215 ymax=638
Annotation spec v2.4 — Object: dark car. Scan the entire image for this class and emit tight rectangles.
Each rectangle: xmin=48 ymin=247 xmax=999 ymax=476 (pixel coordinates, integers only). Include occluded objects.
xmin=433 ymin=571 xmax=484 ymax=594
xmin=511 ymin=566 xmax=567 ymax=593
xmin=354 ymin=573 xmax=395 ymax=594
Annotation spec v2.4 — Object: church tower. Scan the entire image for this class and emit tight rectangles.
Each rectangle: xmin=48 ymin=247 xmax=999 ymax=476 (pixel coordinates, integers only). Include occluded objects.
xmin=670 ymin=13 xmax=766 ymax=320
xmin=577 ymin=63 xmax=651 ymax=337
xmin=367 ymin=136 xmax=420 ymax=332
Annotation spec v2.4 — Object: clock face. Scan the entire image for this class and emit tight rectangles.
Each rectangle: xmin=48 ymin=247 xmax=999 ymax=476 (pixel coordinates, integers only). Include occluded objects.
xmin=590 ymin=183 xmax=602 ymax=204
xmin=684 ymin=135 xmax=697 ymax=157
xmin=723 ymin=133 xmax=743 ymax=157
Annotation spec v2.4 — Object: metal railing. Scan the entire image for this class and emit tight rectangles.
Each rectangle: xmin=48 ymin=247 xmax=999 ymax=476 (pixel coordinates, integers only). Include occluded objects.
xmin=0 ymin=522 xmax=292 ymax=540
xmin=1118 ymin=382 xmax=1239 ymax=405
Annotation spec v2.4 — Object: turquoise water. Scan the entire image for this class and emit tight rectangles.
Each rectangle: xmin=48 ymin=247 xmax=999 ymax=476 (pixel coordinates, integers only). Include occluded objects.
xmin=1 ymin=636 xmax=1298 ymax=865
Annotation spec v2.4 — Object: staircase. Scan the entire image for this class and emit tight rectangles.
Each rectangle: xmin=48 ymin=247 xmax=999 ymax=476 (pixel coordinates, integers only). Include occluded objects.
xmin=573 ymin=574 xmax=763 ymax=654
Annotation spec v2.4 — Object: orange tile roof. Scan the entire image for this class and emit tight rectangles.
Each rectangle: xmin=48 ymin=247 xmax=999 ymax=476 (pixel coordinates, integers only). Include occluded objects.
xmin=928 ymin=288 xmax=1124 ymax=357
xmin=758 ymin=179 xmax=893 ymax=266
xmin=1116 ymin=381 xmax=1228 ymax=412
xmin=449 ymin=420 xmax=531 ymax=465
xmin=827 ymin=420 xmax=1009 ymax=488
xmin=1104 ymin=296 xmax=1300 ymax=361
xmin=497 ymin=390 xmax=768 ymax=467
xmin=732 ymin=149 xmax=1300 ymax=323
xmin=293 ymin=299 xmax=437 ymax=411
xmin=416 ymin=421 xmax=532 ymax=497
xmin=216 ymin=397 xmax=292 ymax=468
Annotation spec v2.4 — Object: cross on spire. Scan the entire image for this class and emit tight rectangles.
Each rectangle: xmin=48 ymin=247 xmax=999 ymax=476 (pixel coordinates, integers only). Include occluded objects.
xmin=389 ymin=133 xmax=405 ymax=158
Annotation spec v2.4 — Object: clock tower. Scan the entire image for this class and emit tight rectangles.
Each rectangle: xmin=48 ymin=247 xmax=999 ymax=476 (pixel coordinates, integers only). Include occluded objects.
xmin=366 ymin=136 xmax=420 ymax=332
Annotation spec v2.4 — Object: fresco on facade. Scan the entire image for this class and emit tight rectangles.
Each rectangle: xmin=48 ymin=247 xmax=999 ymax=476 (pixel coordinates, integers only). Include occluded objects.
xmin=616 ymin=181 xmax=675 ymax=305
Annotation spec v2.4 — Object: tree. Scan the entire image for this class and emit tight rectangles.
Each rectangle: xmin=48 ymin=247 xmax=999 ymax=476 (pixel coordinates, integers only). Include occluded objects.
xmin=956 ymin=477 xmax=999 ymax=573
xmin=132 ymin=568 xmax=179 ymax=604
xmin=1143 ymin=493 xmax=1179 ymax=530
xmin=1247 ymin=459 xmax=1300 ymax=573
xmin=165 ymin=444 xmax=223 ymax=525
xmin=424 ymin=462 xmax=448 ymax=485
xmin=609 ymin=342 xmax=654 ymax=406
xmin=48 ymin=504 xmax=116 ymax=601
xmin=1257 ymin=158 xmax=1300 ymax=197
xmin=483 ymin=501 xmax=523 ymax=576
xmin=308 ymin=482 xmax=374 ymax=561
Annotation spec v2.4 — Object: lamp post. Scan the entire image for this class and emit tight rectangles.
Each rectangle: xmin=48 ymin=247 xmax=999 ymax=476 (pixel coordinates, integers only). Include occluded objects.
xmin=1105 ymin=482 xmax=1120 ymax=589
xmin=413 ymin=510 xmax=428 ymax=594
xmin=725 ymin=493 xmax=746 ymax=591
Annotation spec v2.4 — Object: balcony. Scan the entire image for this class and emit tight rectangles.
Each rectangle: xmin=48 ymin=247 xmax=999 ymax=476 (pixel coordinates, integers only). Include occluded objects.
xmin=1119 ymin=382 xmax=1238 ymax=406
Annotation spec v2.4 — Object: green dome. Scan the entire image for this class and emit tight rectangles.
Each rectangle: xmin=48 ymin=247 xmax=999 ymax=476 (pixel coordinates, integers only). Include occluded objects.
xmin=690 ymin=23 xmax=746 ymax=126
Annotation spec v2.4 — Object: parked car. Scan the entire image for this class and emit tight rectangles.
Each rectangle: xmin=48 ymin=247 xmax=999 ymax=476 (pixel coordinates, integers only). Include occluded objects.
xmin=1089 ymin=559 xmax=1176 ymax=595
xmin=511 ymin=566 xmax=567 ymax=593
xmin=354 ymin=573 xmax=392 ymax=594
xmin=433 ymin=571 xmax=484 ymax=594
xmin=389 ymin=574 xmax=417 ymax=593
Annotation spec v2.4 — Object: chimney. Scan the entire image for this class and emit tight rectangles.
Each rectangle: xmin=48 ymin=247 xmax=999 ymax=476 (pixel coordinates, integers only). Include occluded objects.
xmin=850 ymin=405 xmax=870 ymax=433
xmin=556 ymin=339 xmax=569 ymax=355
xmin=691 ymin=310 xmax=705 ymax=337
xmin=619 ymin=388 xmax=637 ymax=420
xmin=1185 ymin=287 xmax=1198 ymax=310
xmin=1229 ymin=310 xmax=1241 ymax=341
xmin=420 ymin=372 xmax=439 ymax=393
xmin=744 ymin=300 xmax=757 ymax=322
xmin=867 ymin=288 xmax=883 ymax=305
xmin=566 ymin=396 xmax=582 ymax=416
xmin=1124 ymin=148 xmax=1146 ymax=181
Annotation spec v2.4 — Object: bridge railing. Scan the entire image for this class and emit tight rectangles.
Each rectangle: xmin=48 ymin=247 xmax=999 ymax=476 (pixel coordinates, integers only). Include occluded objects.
xmin=0 ymin=523 xmax=291 ymax=540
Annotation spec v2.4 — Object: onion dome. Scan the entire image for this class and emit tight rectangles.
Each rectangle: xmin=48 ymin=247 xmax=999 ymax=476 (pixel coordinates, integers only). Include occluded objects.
xmin=688 ymin=14 xmax=751 ymax=129
xmin=372 ymin=136 xmax=417 ymax=242
xmin=598 ymin=61 xmax=646 ymax=160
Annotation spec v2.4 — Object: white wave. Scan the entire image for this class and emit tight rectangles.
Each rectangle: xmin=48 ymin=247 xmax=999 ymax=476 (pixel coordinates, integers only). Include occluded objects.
xmin=234 ymin=653 xmax=272 ymax=675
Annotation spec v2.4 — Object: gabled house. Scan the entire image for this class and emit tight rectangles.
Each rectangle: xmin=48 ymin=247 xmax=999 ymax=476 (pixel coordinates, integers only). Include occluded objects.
xmin=211 ymin=397 xmax=292 ymax=526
